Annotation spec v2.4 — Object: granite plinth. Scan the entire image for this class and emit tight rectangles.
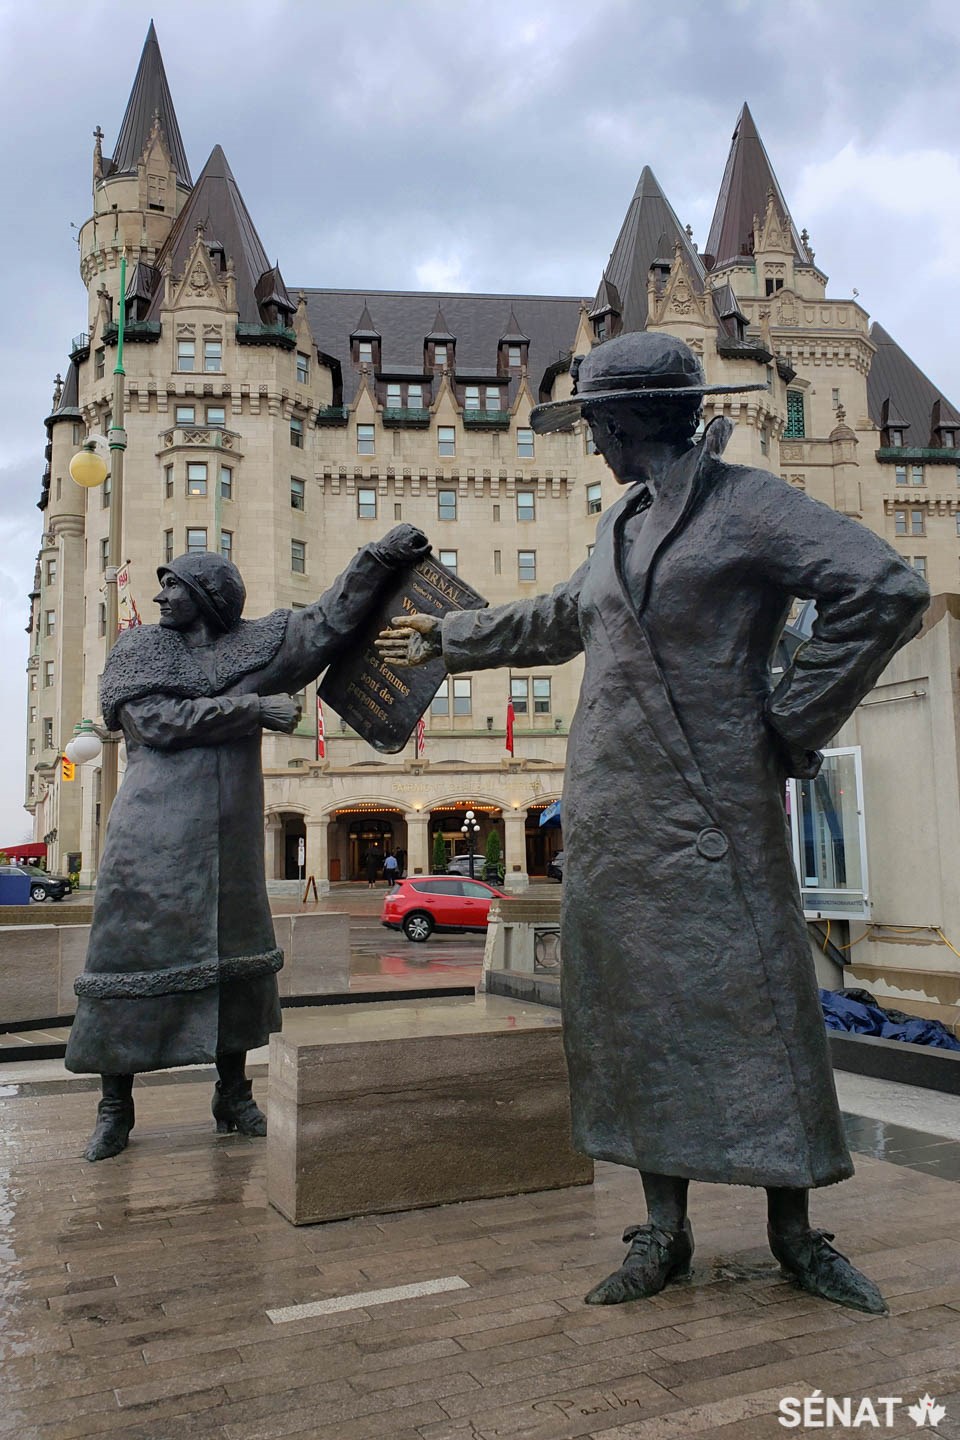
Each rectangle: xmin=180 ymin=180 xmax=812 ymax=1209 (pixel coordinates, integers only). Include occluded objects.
xmin=267 ymin=993 xmax=593 ymax=1225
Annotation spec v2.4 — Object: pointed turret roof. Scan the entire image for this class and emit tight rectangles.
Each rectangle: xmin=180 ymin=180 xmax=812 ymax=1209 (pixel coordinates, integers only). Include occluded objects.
xmin=868 ymin=323 xmax=960 ymax=445
xmin=146 ymin=145 xmax=289 ymax=324
xmin=499 ymin=307 xmax=529 ymax=344
xmin=45 ymin=361 xmax=81 ymax=426
xmin=705 ymin=103 xmax=803 ymax=270
xmin=350 ymin=302 xmax=380 ymax=338
xmin=108 ymin=21 xmax=192 ymax=185
xmin=426 ymin=306 xmax=455 ymax=341
xmin=594 ymin=166 xmax=705 ymax=334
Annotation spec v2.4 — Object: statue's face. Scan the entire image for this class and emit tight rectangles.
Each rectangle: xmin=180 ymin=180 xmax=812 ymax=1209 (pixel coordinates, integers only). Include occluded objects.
xmin=154 ymin=574 xmax=202 ymax=630
xmin=584 ymin=397 xmax=700 ymax=483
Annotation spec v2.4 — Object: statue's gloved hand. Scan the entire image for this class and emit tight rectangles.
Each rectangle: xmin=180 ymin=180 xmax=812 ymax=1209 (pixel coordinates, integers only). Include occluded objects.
xmin=260 ymin=695 xmax=301 ymax=733
xmin=375 ymin=614 xmax=442 ymax=668
xmin=372 ymin=524 xmax=431 ymax=568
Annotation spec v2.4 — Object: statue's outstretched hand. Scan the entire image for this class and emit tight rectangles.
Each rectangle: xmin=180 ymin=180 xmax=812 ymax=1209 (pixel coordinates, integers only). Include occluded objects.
xmin=260 ymin=695 xmax=301 ymax=733
xmin=373 ymin=524 xmax=431 ymax=568
xmin=375 ymin=614 xmax=442 ymax=668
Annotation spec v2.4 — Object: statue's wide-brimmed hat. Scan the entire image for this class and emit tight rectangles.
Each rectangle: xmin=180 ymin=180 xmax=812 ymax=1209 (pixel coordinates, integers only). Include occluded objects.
xmin=529 ymin=332 xmax=767 ymax=434
xmin=157 ymin=552 xmax=246 ymax=632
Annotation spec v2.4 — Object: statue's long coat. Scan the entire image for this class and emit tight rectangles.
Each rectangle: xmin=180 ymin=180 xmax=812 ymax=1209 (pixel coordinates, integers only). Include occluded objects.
xmin=442 ymin=434 xmax=928 ymax=1188
xmin=65 ymin=548 xmax=394 ymax=1075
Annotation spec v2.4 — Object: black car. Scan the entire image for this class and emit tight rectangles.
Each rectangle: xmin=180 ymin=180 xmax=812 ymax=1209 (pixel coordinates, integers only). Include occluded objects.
xmin=546 ymin=851 xmax=564 ymax=882
xmin=445 ymin=854 xmax=505 ymax=884
xmin=0 ymin=863 xmax=71 ymax=901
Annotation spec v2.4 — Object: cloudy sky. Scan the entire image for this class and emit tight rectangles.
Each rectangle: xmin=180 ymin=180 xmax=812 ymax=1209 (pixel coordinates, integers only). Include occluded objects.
xmin=1 ymin=0 xmax=958 ymax=841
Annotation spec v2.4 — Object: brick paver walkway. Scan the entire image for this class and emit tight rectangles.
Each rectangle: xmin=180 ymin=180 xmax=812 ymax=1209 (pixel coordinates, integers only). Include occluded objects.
xmin=2 ymin=1072 xmax=959 ymax=1440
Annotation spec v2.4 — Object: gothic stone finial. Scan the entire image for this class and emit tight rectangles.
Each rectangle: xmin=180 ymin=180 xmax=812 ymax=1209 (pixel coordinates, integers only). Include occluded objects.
xmin=93 ymin=124 xmax=104 ymax=181
xmin=685 ymin=223 xmax=694 ymax=240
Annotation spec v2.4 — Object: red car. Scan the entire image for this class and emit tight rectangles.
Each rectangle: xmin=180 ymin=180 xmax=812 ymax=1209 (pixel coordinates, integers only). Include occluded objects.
xmin=381 ymin=875 xmax=506 ymax=942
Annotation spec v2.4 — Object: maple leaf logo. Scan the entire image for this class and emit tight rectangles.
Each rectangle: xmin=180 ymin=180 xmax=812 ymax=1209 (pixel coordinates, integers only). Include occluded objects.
xmin=908 ymin=1394 xmax=947 ymax=1427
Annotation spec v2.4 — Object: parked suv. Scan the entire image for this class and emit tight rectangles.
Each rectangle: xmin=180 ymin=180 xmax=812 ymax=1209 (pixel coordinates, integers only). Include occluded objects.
xmin=445 ymin=853 xmax=505 ymax=884
xmin=546 ymin=851 xmax=564 ymax=882
xmin=0 ymin=863 xmax=71 ymax=902
xmin=382 ymin=875 xmax=506 ymax=942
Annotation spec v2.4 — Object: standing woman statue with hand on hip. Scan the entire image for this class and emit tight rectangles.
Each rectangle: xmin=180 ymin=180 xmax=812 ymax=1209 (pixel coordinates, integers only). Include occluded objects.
xmin=379 ymin=332 xmax=928 ymax=1317
xmin=68 ymin=525 xmax=430 ymax=1162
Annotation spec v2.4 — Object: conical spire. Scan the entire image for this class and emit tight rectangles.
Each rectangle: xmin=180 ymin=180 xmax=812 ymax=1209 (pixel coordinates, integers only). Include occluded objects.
xmin=499 ymin=306 xmax=529 ymax=343
xmin=109 ymin=22 xmax=192 ymax=185
xmin=426 ymin=305 xmax=455 ymax=340
xmin=595 ymin=166 xmax=704 ymax=334
xmin=350 ymin=302 xmax=380 ymax=338
xmin=146 ymin=145 xmax=289 ymax=323
xmin=704 ymin=103 xmax=803 ymax=270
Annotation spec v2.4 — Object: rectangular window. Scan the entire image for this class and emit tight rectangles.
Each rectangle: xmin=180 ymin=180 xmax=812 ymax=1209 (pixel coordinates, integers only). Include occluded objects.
xmin=911 ymin=509 xmax=925 ymax=536
xmin=434 ymin=343 xmax=448 ymax=367
xmin=760 ymin=427 xmax=769 ymax=456
xmin=43 ymin=718 xmax=53 ymax=749
xmin=291 ymin=539 xmax=306 ymax=574
xmin=508 ymin=345 xmax=522 ymax=366
xmin=394 ymin=502 xmax=402 ymax=520
xmin=517 ymin=428 xmax=534 ymax=459
xmin=585 ymin=425 xmax=597 ymax=455
xmin=95 ymin=348 xmax=105 ymax=380
xmin=45 ymin=610 xmax=55 ymax=637
xmin=895 ymin=465 xmax=908 ymax=486
xmin=408 ymin=384 xmax=423 ymax=407
xmin=438 ymin=489 xmax=457 ymax=521
xmin=186 ymin=528 xmax=207 ymax=554
xmin=493 ymin=549 xmax=501 ymax=575
xmin=219 ymin=465 xmax=233 ymax=500
xmin=485 ymin=386 xmax=501 ymax=411
xmin=912 ymin=465 xmax=924 ymax=486
xmin=438 ymin=549 xmax=458 ymax=574
xmin=784 ymin=390 xmax=805 ymax=439
xmin=832 ymin=388 xmax=840 ymax=409
xmin=431 ymin=678 xmax=450 ymax=716
xmin=29 ymin=705 xmax=36 ymax=724
xmin=912 ymin=556 xmax=927 ymax=579
xmin=888 ymin=428 xmax=904 ymax=447
xmin=586 ymin=482 xmax=602 ymax=515
xmin=358 ymin=341 xmax=373 ymax=364
xmin=492 ymin=503 xmax=501 ymax=522
xmin=45 ymin=558 xmax=57 ymax=585
xmin=101 ymin=471 xmax=112 ymax=508
xmin=44 ymin=661 xmax=54 ymax=687
xmin=464 ymin=385 xmax=480 ymax=410
xmin=98 ymin=602 xmax=107 ymax=636
xmin=386 ymin=383 xmax=402 ymax=407
xmin=99 ymin=537 xmax=109 ymax=570
xmin=438 ymin=426 xmax=455 ymax=457
xmin=290 ymin=416 xmax=304 ymax=448
xmin=956 ymin=515 xmax=960 ymax=537
xmin=220 ymin=530 xmax=232 ymax=561
xmin=177 ymin=340 xmax=196 ymax=372
xmin=894 ymin=510 xmax=907 ymax=536
xmin=518 ymin=550 xmax=536 ymax=582
xmin=291 ymin=477 xmax=305 ymax=510
xmin=533 ymin=677 xmax=551 ymax=714
xmin=164 ymin=463 xmax=174 ymax=498
xmin=511 ymin=677 xmax=528 ymax=715
xmin=175 ymin=405 xmax=195 ymax=425
xmin=29 ymin=739 xmax=35 ymax=757
xmin=164 ymin=530 xmax=173 ymax=563
xmin=187 ymin=462 xmax=208 ymax=497
xmin=296 ymin=351 xmax=310 ymax=384
xmin=357 ymin=423 xmax=375 ymax=455
xmin=203 ymin=339 xmax=222 ymax=372
xmin=453 ymin=677 xmax=472 ymax=716
xmin=357 ymin=487 xmax=377 ymax=519
xmin=205 ymin=406 xmax=226 ymax=427
xmin=516 ymin=489 xmax=535 ymax=522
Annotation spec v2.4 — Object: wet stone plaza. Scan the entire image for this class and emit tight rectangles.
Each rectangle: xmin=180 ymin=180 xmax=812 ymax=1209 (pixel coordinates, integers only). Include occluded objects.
xmin=2 ymin=1022 xmax=960 ymax=1440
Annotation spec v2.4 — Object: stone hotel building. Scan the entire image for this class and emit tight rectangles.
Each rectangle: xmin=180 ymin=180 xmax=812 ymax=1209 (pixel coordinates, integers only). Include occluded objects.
xmin=25 ymin=25 xmax=960 ymax=889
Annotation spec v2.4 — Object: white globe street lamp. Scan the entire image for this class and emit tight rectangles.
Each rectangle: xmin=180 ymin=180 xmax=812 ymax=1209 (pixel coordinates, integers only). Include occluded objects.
xmin=460 ymin=809 xmax=481 ymax=879
xmin=64 ymin=719 xmax=103 ymax=765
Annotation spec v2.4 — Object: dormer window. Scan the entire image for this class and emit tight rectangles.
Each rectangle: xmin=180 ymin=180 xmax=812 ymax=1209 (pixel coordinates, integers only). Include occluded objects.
xmin=463 ymin=385 xmax=501 ymax=412
xmin=595 ymin=320 xmax=607 ymax=342
xmin=941 ymin=429 xmax=956 ymax=449
xmin=358 ymin=341 xmax=373 ymax=364
xmin=434 ymin=343 xmax=448 ymax=367
xmin=507 ymin=345 xmax=522 ymax=367
xmin=888 ymin=428 xmax=904 ymax=447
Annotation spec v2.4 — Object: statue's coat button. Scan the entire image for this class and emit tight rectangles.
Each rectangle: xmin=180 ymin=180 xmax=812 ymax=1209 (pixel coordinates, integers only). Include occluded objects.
xmin=696 ymin=827 xmax=728 ymax=860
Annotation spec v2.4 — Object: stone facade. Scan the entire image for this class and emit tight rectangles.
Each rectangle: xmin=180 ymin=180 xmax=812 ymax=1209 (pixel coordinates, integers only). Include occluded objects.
xmin=25 ymin=33 xmax=960 ymax=898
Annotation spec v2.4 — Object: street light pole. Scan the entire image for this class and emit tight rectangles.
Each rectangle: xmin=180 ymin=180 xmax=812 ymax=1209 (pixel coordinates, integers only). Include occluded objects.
xmin=460 ymin=809 xmax=481 ymax=881
xmin=98 ymin=253 xmax=127 ymax=829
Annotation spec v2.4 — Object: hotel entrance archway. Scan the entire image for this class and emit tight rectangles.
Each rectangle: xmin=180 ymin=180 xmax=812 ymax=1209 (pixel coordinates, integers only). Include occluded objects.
xmin=525 ymin=800 xmax=562 ymax=876
xmin=328 ymin=806 xmax=407 ymax=881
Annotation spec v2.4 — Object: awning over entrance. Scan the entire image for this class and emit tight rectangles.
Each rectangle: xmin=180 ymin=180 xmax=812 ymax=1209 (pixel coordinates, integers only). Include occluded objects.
xmin=538 ymin=800 xmax=562 ymax=829
xmin=2 ymin=842 xmax=47 ymax=861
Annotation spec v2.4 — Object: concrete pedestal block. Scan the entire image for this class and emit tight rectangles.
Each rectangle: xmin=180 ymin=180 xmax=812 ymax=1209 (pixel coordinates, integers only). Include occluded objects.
xmin=279 ymin=913 xmax=350 ymax=996
xmin=267 ymin=994 xmax=592 ymax=1225
xmin=0 ymin=927 xmax=61 ymax=1023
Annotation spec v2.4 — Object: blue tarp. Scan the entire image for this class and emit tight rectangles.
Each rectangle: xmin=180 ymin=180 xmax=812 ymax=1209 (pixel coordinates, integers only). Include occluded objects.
xmin=538 ymin=799 xmax=562 ymax=829
xmin=820 ymin=988 xmax=960 ymax=1050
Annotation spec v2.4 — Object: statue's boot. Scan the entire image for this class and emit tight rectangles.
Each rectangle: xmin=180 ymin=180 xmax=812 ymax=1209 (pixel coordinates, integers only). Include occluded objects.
xmin=767 ymin=1225 xmax=888 ymax=1315
xmin=584 ymin=1220 xmax=694 ymax=1305
xmin=83 ymin=1074 xmax=135 ymax=1162
xmin=212 ymin=1051 xmax=266 ymax=1136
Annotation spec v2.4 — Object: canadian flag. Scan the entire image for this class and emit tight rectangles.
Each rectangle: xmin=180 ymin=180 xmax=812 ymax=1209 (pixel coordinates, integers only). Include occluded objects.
xmin=415 ymin=714 xmax=426 ymax=758
xmin=316 ymin=694 xmax=326 ymax=760
xmin=505 ymin=697 xmax=515 ymax=756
